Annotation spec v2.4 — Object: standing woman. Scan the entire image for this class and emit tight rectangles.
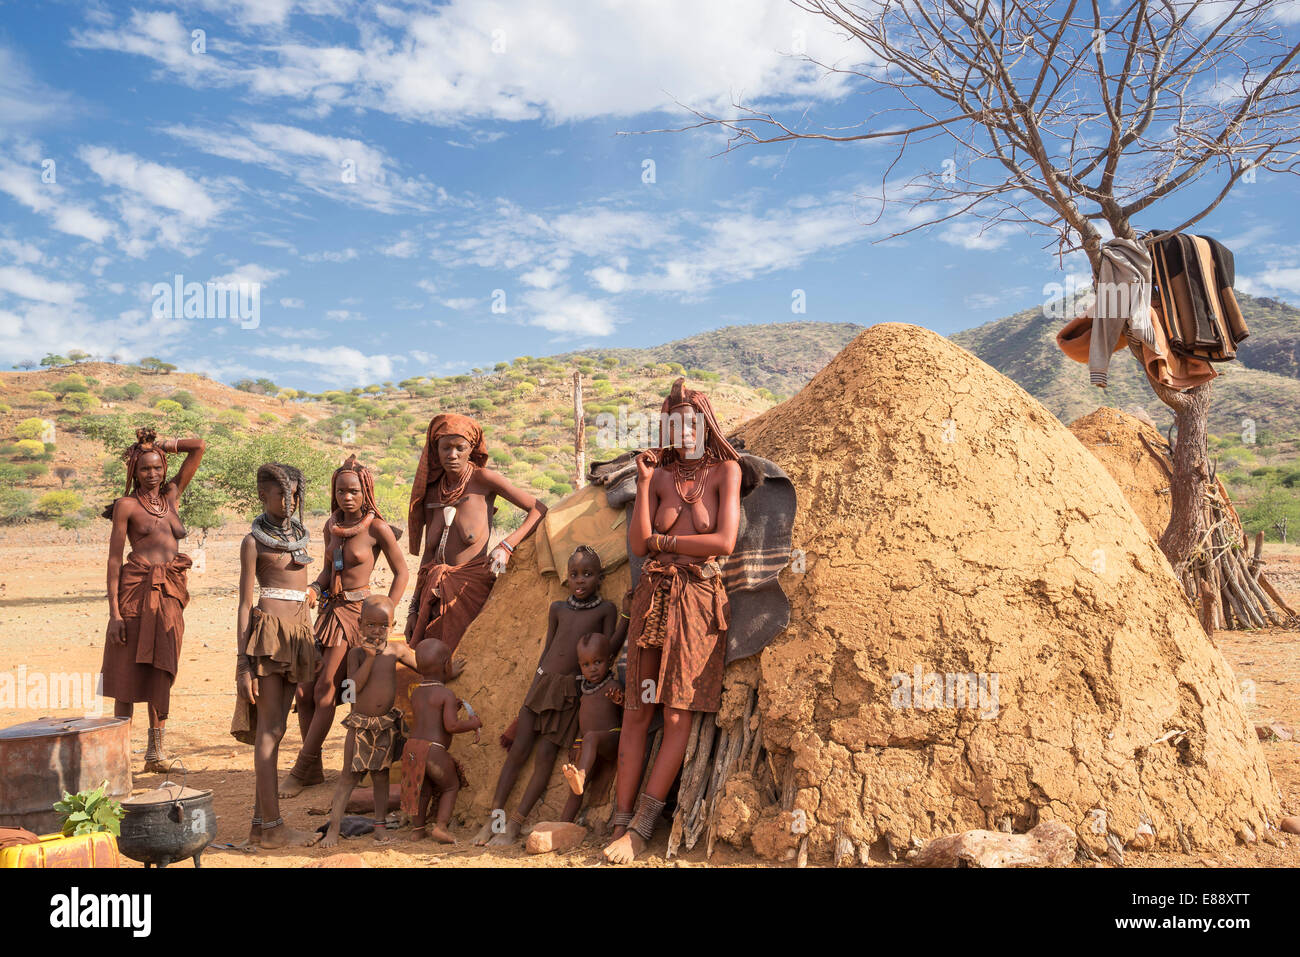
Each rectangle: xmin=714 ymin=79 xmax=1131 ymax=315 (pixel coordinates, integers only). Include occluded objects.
xmin=279 ymin=455 xmax=409 ymax=798
xmin=102 ymin=427 xmax=206 ymax=773
xmin=603 ymin=379 xmax=742 ymax=864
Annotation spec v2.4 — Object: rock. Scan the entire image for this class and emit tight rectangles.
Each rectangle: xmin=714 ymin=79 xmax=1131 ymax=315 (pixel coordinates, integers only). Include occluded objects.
xmin=911 ymin=820 xmax=1077 ymax=868
xmin=1235 ymin=825 xmax=1256 ymax=844
xmin=308 ymin=853 xmax=369 ymax=868
xmin=1270 ymin=724 xmax=1293 ymax=741
xmin=1279 ymin=816 xmax=1300 ymax=836
xmin=525 ymin=821 xmax=587 ymax=854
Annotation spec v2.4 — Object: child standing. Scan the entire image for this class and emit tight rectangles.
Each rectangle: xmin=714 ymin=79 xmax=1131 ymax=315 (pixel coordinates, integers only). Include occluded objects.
xmin=472 ymin=545 xmax=616 ymax=846
xmin=401 ymin=638 xmax=482 ymax=843
xmin=321 ymin=596 xmax=416 ymax=847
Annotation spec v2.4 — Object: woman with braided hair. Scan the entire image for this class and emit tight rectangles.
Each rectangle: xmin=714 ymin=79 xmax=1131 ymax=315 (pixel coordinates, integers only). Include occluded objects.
xmin=101 ymin=427 xmax=205 ymax=773
xmin=603 ymin=378 xmax=742 ymax=864
xmin=279 ymin=454 xmax=409 ymax=798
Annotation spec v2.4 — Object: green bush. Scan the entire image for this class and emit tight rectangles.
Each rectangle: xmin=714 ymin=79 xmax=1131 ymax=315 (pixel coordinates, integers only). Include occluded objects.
xmin=0 ymin=488 xmax=33 ymax=524
xmin=489 ymin=448 xmax=512 ymax=465
xmin=121 ymin=382 xmax=143 ymax=400
xmin=259 ymin=412 xmax=279 ymax=424
xmin=52 ymin=374 xmax=89 ymax=396
xmin=154 ymin=399 xmax=184 ymax=414
xmin=217 ymin=409 xmax=248 ymax=428
xmin=15 ymin=417 xmax=48 ymax=441
xmin=169 ymin=390 xmax=199 ymax=410
xmin=28 ymin=390 xmax=56 ymax=404
xmin=13 ymin=439 xmax=46 ymax=458
xmin=550 ymin=482 xmax=573 ymax=497
xmin=34 ymin=490 xmax=83 ymax=518
xmin=100 ymin=386 xmax=129 ymax=401
xmin=0 ymin=402 xmax=10 ymax=414
xmin=64 ymin=392 xmax=99 ymax=412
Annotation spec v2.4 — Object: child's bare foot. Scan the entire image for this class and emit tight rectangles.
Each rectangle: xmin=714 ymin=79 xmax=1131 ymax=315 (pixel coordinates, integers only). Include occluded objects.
xmin=486 ymin=819 xmax=521 ymax=847
xmin=602 ymin=831 xmax=645 ymax=864
xmin=410 ymin=825 xmax=428 ymax=841
xmin=373 ymin=825 xmax=392 ymax=844
xmin=260 ymin=823 xmax=322 ymax=848
xmin=561 ymin=762 xmax=586 ymax=795
xmin=428 ymin=825 xmax=456 ymax=844
xmin=319 ymin=827 xmax=341 ymax=849
xmin=471 ymin=816 xmax=499 ymax=846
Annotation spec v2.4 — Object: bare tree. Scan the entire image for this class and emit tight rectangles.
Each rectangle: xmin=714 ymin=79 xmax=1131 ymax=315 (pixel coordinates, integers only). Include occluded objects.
xmin=629 ymin=0 xmax=1300 ymax=622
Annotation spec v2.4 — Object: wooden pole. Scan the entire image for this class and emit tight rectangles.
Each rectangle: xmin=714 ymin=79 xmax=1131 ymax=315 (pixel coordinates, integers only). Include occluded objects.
xmin=573 ymin=370 xmax=586 ymax=489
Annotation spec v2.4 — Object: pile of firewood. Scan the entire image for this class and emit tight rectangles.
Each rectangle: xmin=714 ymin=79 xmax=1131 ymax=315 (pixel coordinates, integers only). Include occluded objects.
xmin=1142 ymin=432 xmax=1298 ymax=631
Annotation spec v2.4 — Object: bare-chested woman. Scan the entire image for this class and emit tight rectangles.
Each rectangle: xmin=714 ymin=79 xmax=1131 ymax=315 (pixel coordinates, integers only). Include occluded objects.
xmin=603 ymin=379 xmax=742 ymax=864
xmin=404 ymin=414 xmax=546 ymax=657
xmin=102 ymin=427 xmax=205 ymax=773
xmin=280 ymin=455 xmax=408 ymax=797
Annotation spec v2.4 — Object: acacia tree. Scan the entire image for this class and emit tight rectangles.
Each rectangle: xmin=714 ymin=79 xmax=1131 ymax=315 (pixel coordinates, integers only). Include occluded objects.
xmin=640 ymin=0 xmax=1300 ymax=618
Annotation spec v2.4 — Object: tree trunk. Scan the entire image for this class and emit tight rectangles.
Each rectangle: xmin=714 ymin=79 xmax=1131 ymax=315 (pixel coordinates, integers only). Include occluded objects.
xmin=1157 ymin=382 xmax=1213 ymax=581
xmin=1128 ymin=342 xmax=1212 ymax=589
xmin=573 ymin=370 xmax=586 ymax=489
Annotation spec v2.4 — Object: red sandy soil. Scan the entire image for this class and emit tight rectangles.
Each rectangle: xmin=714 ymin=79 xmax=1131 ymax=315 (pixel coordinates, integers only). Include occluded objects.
xmin=1 ymin=522 xmax=1297 ymax=868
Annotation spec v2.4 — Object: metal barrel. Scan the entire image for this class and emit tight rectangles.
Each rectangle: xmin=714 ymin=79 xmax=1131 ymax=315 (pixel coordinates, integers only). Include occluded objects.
xmin=0 ymin=717 xmax=132 ymax=834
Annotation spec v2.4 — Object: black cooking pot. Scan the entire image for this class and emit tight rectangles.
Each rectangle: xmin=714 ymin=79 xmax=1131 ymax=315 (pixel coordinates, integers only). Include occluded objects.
xmin=118 ymin=764 xmax=218 ymax=868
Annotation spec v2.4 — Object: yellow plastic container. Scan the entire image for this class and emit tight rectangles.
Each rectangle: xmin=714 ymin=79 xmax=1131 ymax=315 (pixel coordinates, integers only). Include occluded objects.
xmin=0 ymin=831 xmax=120 ymax=868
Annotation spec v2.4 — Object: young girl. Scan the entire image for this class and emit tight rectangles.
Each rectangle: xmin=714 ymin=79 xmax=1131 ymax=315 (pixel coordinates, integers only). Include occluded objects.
xmin=472 ymin=545 xmax=617 ymax=846
xmin=234 ymin=462 xmax=322 ymax=848
xmin=280 ymin=454 xmax=408 ymax=797
xmin=102 ymin=427 xmax=205 ymax=773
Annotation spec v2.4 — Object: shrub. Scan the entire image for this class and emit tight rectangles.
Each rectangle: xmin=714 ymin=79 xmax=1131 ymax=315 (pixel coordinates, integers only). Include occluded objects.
xmin=28 ymin=390 xmax=56 ymax=404
xmin=13 ymin=439 xmax=46 ymax=458
xmin=489 ymin=448 xmax=512 ymax=465
xmin=121 ymin=382 xmax=143 ymax=400
xmin=35 ymin=490 xmax=83 ymax=518
xmin=0 ymin=402 xmax=10 ymax=414
xmin=153 ymin=399 xmax=184 ymax=414
xmin=64 ymin=393 xmax=99 ymax=412
xmin=0 ymin=488 xmax=33 ymax=523
xmin=52 ymin=375 xmax=89 ymax=396
xmin=169 ymin=390 xmax=199 ymax=410
xmin=217 ymin=409 xmax=248 ymax=428
xmin=259 ymin=412 xmax=279 ymax=424
xmin=100 ymin=386 xmax=129 ymax=401
xmin=550 ymin=482 xmax=573 ymax=497
xmin=15 ymin=418 xmax=48 ymax=441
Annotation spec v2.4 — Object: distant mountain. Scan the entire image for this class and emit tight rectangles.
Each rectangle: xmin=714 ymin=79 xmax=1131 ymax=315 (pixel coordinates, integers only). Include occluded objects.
xmin=950 ymin=293 xmax=1300 ymax=437
xmin=557 ymin=321 xmax=866 ymax=398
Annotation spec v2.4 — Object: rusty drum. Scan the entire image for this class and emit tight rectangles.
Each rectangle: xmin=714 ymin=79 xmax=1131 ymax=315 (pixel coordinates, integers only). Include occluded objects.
xmin=0 ymin=717 xmax=132 ymax=834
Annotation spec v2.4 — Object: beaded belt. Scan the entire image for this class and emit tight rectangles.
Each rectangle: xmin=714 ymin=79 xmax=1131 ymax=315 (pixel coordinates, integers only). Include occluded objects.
xmin=259 ymin=587 xmax=306 ymax=601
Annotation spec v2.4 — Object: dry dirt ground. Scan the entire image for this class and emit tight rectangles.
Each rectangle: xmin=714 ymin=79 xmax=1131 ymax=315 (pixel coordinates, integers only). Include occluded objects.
xmin=1 ymin=523 xmax=1297 ymax=869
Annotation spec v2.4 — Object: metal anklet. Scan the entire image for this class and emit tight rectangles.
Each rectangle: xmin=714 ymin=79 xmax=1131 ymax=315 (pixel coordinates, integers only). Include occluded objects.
xmin=630 ymin=793 xmax=666 ymax=841
xmin=261 ymin=817 xmax=284 ymax=830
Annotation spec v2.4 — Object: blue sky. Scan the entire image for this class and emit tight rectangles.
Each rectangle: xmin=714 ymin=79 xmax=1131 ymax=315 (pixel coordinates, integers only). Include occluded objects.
xmin=1 ymin=0 xmax=1298 ymax=390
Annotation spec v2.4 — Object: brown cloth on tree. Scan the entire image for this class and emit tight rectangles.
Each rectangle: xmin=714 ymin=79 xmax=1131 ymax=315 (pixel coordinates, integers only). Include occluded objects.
xmin=624 ymin=556 xmax=730 ymax=713
xmin=399 ymin=737 xmax=469 ymax=818
xmin=315 ymin=594 xmax=365 ymax=649
xmin=247 ymin=605 xmax=320 ymax=682
xmin=102 ymin=552 xmax=191 ymax=714
xmin=342 ymin=707 xmax=407 ymax=772
xmin=522 ymin=669 xmax=581 ymax=747
xmin=407 ymin=554 xmax=495 ymax=651
xmin=406 ymin=413 xmax=489 ymax=556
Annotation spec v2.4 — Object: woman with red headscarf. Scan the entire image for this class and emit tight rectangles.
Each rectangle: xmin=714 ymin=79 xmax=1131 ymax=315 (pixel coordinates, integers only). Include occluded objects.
xmin=603 ymin=378 xmax=742 ymax=864
xmin=403 ymin=414 xmax=547 ymax=659
xmin=101 ymin=427 xmax=206 ymax=773
xmin=279 ymin=454 xmax=409 ymax=797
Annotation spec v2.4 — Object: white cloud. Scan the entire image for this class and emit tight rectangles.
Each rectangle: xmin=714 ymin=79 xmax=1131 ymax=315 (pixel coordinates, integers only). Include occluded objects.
xmin=325 ymin=309 xmax=363 ymax=321
xmin=251 ymin=343 xmax=394 ymax=385
xmin=940 ymin=221 xmax=1018 ymax=251
xmin=381 ymin=238 xmax=418 ymax=258
xmin=0 ymin=266 xmax=83 ymax=305
xmin=280 ymin=297 xmax=305 ymax=308
xmin=165 ymin=121 xmax=439 ymax=214
xmin=76 ymin=1 xmax=857 ymax=125
xmin=440 ymin=297 xmax=478 ymax=311
xmin=0 ymin=155 xmax=115 ymax=244
xmin=210 ymin=263 xmax=283 ymax=287
xmin=0 ymin=45 xmax=76 ymax=127
xmin=524 ymin=287 xmax=618 ymax=336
